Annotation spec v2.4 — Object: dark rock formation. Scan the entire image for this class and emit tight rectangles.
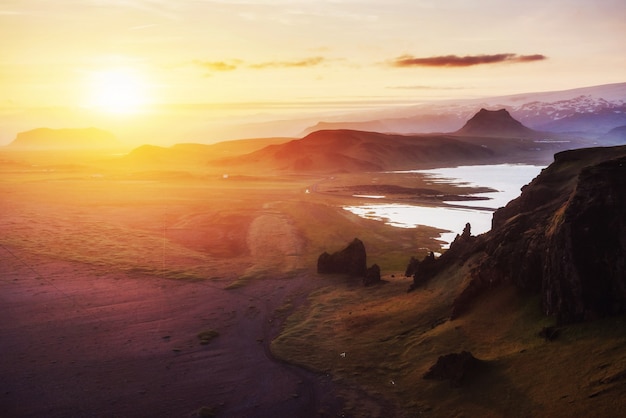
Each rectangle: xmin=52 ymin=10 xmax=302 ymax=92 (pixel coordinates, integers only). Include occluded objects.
xmin=407 ymin=223 xmax=478 ymax=292
xmin=423 ymin=351 xmax=482 ymax=387
xmin=363 ymin=264 xmax=381 ymax=286
xmin=543 ymin=155 xmax=626 ymax=322
xmin=317 ymin=238 xmax=367 ymax=277
xmin=405 ymin=252 xmax=437 ymax=289
xmin=442 ymin=145 xmax=626 ymax=323
xmin=538 ymin=326 xmax=560 ymax=341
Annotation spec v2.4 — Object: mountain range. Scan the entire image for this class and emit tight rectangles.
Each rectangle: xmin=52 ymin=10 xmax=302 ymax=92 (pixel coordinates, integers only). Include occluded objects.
xmin=72 ymin=108 xmax=601 ymax=174
xmin=207 ymin=109 xmax=595 ymax=173
xmin=299 ymin=82 xmax=626 ymax=140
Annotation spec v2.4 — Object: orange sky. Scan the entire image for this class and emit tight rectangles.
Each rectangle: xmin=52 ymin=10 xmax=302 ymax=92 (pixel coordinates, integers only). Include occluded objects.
xmin=1 ymin=0 xmax=625 ymax=144
xmin=3 ymin=0 xmax=625 ymax=106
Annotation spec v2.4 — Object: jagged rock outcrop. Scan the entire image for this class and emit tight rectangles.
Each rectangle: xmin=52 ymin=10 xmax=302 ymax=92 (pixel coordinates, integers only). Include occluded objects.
xmin=363 ymin=264 xmax=381 ymax=286
xmin=407 ymin=223 xmax=478 ymax=291
xmin=423 ymin=351 xmax=482 ymax=387
xmin=441 ymin=145 xmax=626 ymax=323
xmin=317 ymin=238 xmax=367 ymax=277
xmin=318 ymin=239 xmax=384 ymax=286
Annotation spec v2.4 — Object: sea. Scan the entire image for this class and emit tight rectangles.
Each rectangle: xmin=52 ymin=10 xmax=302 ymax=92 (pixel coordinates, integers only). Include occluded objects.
xmin=343 ymin=164 xmax=545 ymax=247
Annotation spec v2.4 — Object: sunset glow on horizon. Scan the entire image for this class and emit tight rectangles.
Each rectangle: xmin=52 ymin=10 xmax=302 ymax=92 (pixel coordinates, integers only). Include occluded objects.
xmin=3 ymin=0 xmax=625 ymax=109
xmin=84 ymin=68 xmax=153 ymax=114
xmin=1 ymin=0 xmax=625 ymax=147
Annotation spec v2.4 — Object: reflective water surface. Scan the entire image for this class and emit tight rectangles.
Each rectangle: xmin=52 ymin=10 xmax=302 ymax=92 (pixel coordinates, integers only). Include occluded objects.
xmin=343 ymin=164 xmax=545 ymax=246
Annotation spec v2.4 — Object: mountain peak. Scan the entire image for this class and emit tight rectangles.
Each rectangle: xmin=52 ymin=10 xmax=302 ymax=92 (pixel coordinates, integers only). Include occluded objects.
xmin=455 ymin=108 xmax=539 ymax=138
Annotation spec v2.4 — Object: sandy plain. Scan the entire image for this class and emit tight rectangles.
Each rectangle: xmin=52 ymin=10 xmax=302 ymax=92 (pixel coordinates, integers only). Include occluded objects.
xmin=0 ymin=150 xmax=454 ymax=417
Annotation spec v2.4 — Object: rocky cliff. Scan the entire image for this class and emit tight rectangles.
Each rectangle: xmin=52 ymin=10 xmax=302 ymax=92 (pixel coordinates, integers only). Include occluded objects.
xmin=411 ymin=145 xmax=626 ymax=324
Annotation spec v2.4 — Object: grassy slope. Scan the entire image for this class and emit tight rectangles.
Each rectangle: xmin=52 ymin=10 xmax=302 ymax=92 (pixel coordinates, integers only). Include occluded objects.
xmin=272 ymin=252 xmax=626 ymax=417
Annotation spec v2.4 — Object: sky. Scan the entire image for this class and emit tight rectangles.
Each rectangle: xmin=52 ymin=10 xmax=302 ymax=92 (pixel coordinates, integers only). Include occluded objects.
xmin=1 ymin=0 xmax=625 ymax=144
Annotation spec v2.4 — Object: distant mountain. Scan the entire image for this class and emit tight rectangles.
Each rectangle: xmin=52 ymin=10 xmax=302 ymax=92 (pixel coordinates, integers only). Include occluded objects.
xmin=215 ymin=130 xmax=494 ymax=173
xmin=300 ymin=82 xmax=626 ymax=139
xmin=515 ymin=97 xmax=626 ymax=135
xmin=600 ymin=125 xmax=626 ymax=144
xmin=124 ymin=137 xmax=292 ymax=166
xmin=454 ymin=108 xmax=541 ymax=138
xmin=123 ymin=109 xmax=595 ymax=174
xmin=215 ymin=125 xmax=584 ymax=174
xmin=7 ymin=127 xmax=121 ymax=150
xmin=301 ymin=120 xmax=392 ymax=137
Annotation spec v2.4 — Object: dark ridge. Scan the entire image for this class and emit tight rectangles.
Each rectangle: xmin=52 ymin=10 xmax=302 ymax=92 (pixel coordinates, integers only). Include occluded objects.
xmin=405 ymin=145 xmax=626 ymax=324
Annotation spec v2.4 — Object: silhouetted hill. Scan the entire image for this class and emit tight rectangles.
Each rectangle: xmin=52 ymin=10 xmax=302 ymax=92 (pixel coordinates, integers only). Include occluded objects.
xmin=601 ymin=125 xmax=626 ymax=144
xmin=216 ymin=121 xmax=591 ymax=173
xmin=124 ymin=137 xmax=292 ymax=166
xmin=301 ymin=120 xmax=391 ymax=136
xmin=7 ymin=127 xmax=121 ymax=150
xmin=409 ymin=144 xmax=626 ymax=324
xmin=123 ymin=109 xmax=594 ymax=174
xmin=217 ymin=129 xmax=505 ymax=173
xmin=455 ymin=108 xmax=540 ymax=138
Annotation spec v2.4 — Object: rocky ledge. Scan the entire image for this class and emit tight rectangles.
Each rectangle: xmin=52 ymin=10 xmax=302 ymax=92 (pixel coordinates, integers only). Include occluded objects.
xmin=407 ymin=145 xmax=626 ymax=324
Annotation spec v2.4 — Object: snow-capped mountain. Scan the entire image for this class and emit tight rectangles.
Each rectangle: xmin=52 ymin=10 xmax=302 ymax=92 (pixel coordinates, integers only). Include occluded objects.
xmin=487 ymin=85 xmax=626 ymax=135
xmin=301 ymin=83 xmax=626 ymax=140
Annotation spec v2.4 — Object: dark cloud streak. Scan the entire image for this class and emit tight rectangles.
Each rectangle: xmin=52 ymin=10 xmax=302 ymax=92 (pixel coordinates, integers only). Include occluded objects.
xmin=391 ymin=53 xmax=547 ymax=67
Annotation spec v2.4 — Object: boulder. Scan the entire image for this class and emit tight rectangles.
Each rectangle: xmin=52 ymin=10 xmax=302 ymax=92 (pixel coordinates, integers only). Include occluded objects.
xmin=423 ymin=351 xmax=482 ymax=387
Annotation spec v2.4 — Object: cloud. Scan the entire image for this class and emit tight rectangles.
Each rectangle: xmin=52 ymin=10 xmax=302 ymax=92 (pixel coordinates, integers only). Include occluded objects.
xmin=193 ymin=56 xmax=325 ymax=75
xmin=194 ymin=60 xmax=241 ymax=72
xmin=249 ymin=56 xmax=326 ymax=69
xmin=391 ymin=53 xmax=547 ymax=67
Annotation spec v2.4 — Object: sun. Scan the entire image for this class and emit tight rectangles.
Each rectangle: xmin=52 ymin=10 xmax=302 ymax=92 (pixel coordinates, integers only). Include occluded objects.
xmin=87 ymin=68 xmax=149 ymax=114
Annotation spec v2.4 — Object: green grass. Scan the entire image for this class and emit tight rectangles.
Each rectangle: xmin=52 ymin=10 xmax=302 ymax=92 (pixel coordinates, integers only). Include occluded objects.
xmin=272 ymin=257 xmax=626 ymax=417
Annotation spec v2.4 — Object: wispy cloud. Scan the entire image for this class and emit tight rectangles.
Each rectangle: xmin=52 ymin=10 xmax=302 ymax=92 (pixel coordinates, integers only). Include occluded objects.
xmin=194 ymin=60 xmax=242 ymax=72
xmin=194 ymin=56 xmax=325 ymax=73
xmin=390 ymin=53 xmax=547 ymax=68
xmin=249 ymin=56 xmax=325 ymax=69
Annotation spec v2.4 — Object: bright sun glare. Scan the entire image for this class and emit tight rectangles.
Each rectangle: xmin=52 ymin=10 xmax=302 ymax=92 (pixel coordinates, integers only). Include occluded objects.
xmin=87 ymin=68 xmax=149 ymax=114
